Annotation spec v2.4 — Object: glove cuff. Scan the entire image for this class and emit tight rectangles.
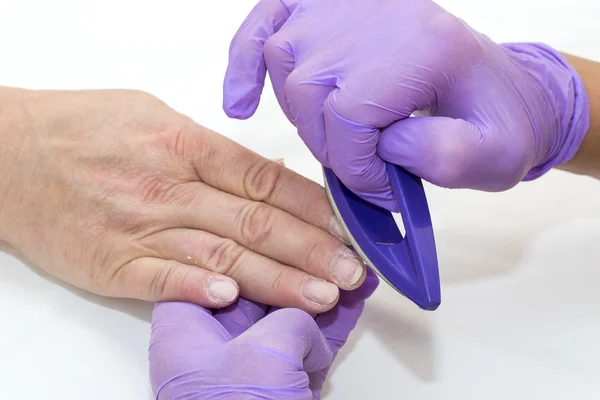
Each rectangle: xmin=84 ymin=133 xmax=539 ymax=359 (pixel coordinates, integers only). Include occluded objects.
xmin=502 ymin=42 xmax=590 ymax=181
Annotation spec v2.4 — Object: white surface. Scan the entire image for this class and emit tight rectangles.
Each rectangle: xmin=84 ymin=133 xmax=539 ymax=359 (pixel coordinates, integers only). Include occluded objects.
xmin=1 ymin=0 xmax=599 ymax=399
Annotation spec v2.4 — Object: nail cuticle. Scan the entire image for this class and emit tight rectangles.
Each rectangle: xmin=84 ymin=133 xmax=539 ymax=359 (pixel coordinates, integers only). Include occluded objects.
xmin=329 ymin=248 xmax=365 ymax=288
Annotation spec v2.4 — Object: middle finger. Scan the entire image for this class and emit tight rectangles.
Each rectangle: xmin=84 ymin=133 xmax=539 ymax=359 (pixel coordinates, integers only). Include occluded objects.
xmin=169 ymin=181 xmax=365 ymax=290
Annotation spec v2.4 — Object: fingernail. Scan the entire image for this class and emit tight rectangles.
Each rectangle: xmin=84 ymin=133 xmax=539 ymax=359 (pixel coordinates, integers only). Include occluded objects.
xmin=330 ymin=216 xmax=350 ymax=244
xmin=330 ymin=250 xmax=365 ymax=288
xmin=271 ymin=158 xmax=285 ymax=166
xmin=207 ymin=278 xmax=239 ymax=304
xmin=301 ymin=278 xmax=339 ymax=306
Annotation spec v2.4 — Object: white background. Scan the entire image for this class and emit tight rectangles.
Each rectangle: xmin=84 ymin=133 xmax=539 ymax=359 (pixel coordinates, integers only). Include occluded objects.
xmin=1 ymin=0 xmax=599 ymax=399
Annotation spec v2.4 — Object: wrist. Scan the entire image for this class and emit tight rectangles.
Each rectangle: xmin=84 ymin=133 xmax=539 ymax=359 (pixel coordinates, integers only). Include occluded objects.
xmin=501 ymin=43 xmax=590 ymax=181
xmin=554 ymin=53 xmax=600 ymax=179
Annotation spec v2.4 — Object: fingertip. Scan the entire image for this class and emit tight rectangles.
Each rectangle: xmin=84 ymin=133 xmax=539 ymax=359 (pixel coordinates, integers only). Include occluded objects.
xmin=246 ymin=308 xmax=334 ymax=372
xmin=223 ymin=0 xmax=293 ymax=121
xmin=330 ymin=248 xmax=367 ymax=291
xmin=338 ymin=268 xmax=380 ymax=307
xmin=222 ymin=87 xmax=261 ymax=120
xmin=223 ymin=106 xmax=251 ymax=120
xmin=118 ymin=258 xmax=242 ymax=309
xmin=206 ymin=277 xmax=240 ymax=308
xmin=222 ymin=37 xmax=266 ymax=120
xmin=300 ymin=278 xmax=340 ymax=312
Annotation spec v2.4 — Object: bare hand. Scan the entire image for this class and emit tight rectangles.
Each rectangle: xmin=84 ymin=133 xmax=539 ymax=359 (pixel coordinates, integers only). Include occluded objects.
xmin=0 ymin=88 xmax=365 ymax=313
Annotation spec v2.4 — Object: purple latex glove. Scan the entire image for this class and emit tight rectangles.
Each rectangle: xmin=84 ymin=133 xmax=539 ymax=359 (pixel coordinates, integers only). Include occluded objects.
xmin=149 ymin=269 xmax=379 ymax=399
xmin=223 ymin=0 xmax=589 ymax=211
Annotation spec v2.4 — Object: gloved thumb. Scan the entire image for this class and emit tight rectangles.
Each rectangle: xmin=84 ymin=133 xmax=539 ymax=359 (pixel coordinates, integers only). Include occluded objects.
xmin=377 ymin=116 xmax=525 ymax=191
xmin=236 ymin=308 xmax=334 ymax=373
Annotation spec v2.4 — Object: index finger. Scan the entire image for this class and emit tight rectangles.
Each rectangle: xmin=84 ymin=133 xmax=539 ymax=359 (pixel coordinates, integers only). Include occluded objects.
xmin=223 ymin=0 xmax=292 ymax=119
xmin=193 ymin=127 xmax=350 ymax=243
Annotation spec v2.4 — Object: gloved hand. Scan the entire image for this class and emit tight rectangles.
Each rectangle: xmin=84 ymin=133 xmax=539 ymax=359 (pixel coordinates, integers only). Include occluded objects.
xmin=223 ymin=0 xmax=590 ymax=211
xmin=149 ymin=269 xmax=379 ymax=399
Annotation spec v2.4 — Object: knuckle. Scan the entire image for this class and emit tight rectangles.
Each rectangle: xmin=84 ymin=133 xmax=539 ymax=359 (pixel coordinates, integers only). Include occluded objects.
xmin=284 ymin=69 xmax=307 ymax=99
xmin=236 ymin=202 xmax=275 ymax=248
xmin=99 ymin=200 xmax=154 ymax=237
xmin=242 ymin=159 xmax=283 ymax=202
xmin=267 ymin=267 xmax=287 ymax=298
xmin=331 ymin=156 xmax=381 ymax=193
xmin=148 ymin=260 xmax=181 ymax=299
xmin=331 ymin=163 xmax=361 ymax=187
xmin=88 ymin=250 xmax=126 ymax=294
xmin=165 ymin=122 xmax=206 ymax=163
xmin=169 ymin=124 xmax=190 ymax=159
xmin=427 ymin=12 xmax=483 ymax=66
xmin=202 ymin=238 xmax=245 ymax=276
xmin=324 ymin=88 xmax=355 ymax=121
xmin=429 ymin=12 xmax=474 ymax=44
xmin=137 ymin=174 xmax=181 ymax=204
xmin=263 ymin=35 xmax=288 ymax=63
xmin=303 ymin=240 xmax=330 ymax=274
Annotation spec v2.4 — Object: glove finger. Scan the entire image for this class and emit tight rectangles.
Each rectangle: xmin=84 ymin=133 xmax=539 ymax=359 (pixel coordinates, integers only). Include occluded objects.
xmin=237 ymin=308 xmax=334 ymax=373
xmin=223 ymin=0 xmax=293 ymax=119
xmin=213 ymin=298 xmax=269 ymax=339
xmin=320 ymin=50 xmax=441 ymax=211
xmin=306 ymin=269 xmax=379 ymax=397
xmin=149 ymin=302 xmax=230 ymax=394
xmin=284 ymin=65 xmax=336 ymax=167
xmin=264 ymin=28 xmax=296 ymax=121
xmin=378 ymin=116 xmax=524 ymax=191
xmin=306 ymin=270 xmax=379 ymax=397
xmin=150 ymin=302 xmax=230 ymax=347
xmin=315 ymin=268 xmax=379 ymax=355
xmin=323 ymin=91 xmax=395 ymax=211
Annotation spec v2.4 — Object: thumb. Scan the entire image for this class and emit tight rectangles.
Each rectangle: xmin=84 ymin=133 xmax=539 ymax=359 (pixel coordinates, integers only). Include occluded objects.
xmin=237 ymin=308 xmax=334 ymax=373
xmin=223 ymin=0 xmax=294 ymax=119
xmin=149 ymin=302 xmax=230 ymax=396
xmin=377 ymin=116 xmax=523 ymax=191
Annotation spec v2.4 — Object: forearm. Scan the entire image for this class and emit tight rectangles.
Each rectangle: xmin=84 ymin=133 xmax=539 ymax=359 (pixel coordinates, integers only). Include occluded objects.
xmin=556 ymin=54 xmax=600 ymax=179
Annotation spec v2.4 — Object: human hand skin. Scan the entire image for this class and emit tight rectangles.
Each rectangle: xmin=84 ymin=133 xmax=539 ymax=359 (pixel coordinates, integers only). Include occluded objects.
xmin=223 ymin=0 xmax=590 ymax=211
xmin=149 ymin=269 xmax=379 ymax=400
xmin=0 ymin=87 xmax=366 ymax=313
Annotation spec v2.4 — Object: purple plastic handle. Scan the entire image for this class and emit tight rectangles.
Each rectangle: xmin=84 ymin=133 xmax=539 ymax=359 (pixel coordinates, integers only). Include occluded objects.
xmin=324 ymin=164 xmax=441 ymax=310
